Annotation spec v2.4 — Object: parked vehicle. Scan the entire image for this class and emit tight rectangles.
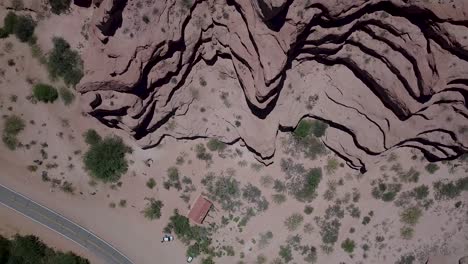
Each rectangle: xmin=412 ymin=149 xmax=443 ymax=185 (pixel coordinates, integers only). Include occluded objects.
xmin=187 ymin=256 xmax=193 ymax=263
xmin=161 ymin=234 xmax=174 ymax=242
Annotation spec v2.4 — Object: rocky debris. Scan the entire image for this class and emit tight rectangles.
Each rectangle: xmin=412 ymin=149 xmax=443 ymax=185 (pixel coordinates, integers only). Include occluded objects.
xmin=77 ymin=0 xmax=468 ymax=170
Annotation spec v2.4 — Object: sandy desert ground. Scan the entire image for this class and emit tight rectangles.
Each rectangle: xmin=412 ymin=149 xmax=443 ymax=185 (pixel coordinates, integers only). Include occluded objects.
xmin=0 ymin=1 xmax=468 ymax=264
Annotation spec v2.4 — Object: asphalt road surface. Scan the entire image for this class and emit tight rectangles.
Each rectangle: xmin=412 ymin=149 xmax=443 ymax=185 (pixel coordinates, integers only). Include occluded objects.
xmin=0 ymin=183 xmax=133 ymax=264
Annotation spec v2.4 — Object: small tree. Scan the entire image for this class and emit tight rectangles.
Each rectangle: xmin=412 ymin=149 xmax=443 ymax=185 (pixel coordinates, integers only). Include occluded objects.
xmin=83 ymin=136 xmax=131 ymax=182
xmin=33 ymin=83 xmax=58 ymax=103
xmin=13 ymin=15 xmax=35 ymax=42
xmin=48 ymin=37 xmax=83 ymax=86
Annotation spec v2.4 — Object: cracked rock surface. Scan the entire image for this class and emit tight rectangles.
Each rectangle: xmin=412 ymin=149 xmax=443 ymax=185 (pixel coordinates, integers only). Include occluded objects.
xmin=77 ymin=0 xmax=468 ymax=171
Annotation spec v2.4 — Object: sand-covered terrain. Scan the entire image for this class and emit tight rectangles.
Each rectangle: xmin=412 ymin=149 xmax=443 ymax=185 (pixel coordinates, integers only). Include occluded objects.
xmin=0 ymin=0 xmax=467 ymax=264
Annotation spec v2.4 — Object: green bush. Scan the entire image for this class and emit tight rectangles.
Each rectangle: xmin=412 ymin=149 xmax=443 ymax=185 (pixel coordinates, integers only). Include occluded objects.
xmin=400 ymin=206 xmax=422 ymax=226
xmin=83 ymin=129 xmax=101 ymax=145
xmin=341 ymin=238 xmax=355 ymax=253
xmin=83 ymin=136 xmax=131 ymax=182
xmin=2 ymin=115 xmax=25 ymax=150
xmin=425 ymin=163 xmax=439 ymax=174
xmin=59 ymin=87 xmax=75 ymax=105
xmin=48 ymin=37 xmax=83 ymax=86
xmin=142 ymin=198 xmax=164 ymax=220
xmin=33 ymin=83 xmax=58 ymax=103
xmin=49 ymin=0 xmax=71 ymax=14
xmin=206 ymin=139 xmax=226 ymax=152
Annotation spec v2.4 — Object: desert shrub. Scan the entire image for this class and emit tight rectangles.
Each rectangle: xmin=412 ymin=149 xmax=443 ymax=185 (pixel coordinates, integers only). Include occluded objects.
xmin=258 ymin=231 xmax=273 ymax=249
xmin=4 ymin=115 xmax=25 ymax=135
xmin=206 ymin=138 xmax=226 ymax=152
xmin=284 ymin=213 xmax=304 ymax=231
xmin=425 ymin=163 xmax=439 ymax=174
xmin=2 ymin=115 xmax=25 ymax=150
xmin=400 ymin=207 xmax=422 ymax=226
xmin=242 ymin=184 xmax=268 ymax=211
xmin=142 ymin=198 xmax=163 ymax=220
xmin=412 ymin=185 xmax=429 ymax=200
xmin=49 ymin=0 xmax=71 ymax=14
xmin=398 ymin=167 xmax=420 ymax=183
xmin=319 ymin=218 xmax=341 ymax=244
xmin=256 ymin=254 xmax=267 ymax=264
xmin=33 ymin=83 xmax=58 ymax=103
xmin=83 ymin=136 xmax=131 ymax=182
xmin=48 ymin=37 xmax=83 ymax=86
xmin=83 ymin=129 xmax=101 ymax=145
xmin=164 ymin=167 xmax=182 ymax=191
xmin=341 ymin=238 xmax=355 ymax=253
xmin=146 ymin=178 xmax=156 ymax=189
xmin=201 ymin=173 xmax=241 ymax=212
xmin=433 ymin=177 xmax=468 ymax=200
xmin=289 ymin=120 xmax=327 ymax=159
xmin=294 ymin=119 xmax=313 ymax=139
xmin=195 ymin=143 xmax=212 ymax=162
xmin=396 ymin=254 xmax=416 ymax=264
xmin=325 ymin=157 xmax=339 ymax=174
xmin=288 ymin=167 xmax=322 ymax=202
xmin=272 ymin=193 xmax=286 ymax=204
xmin=279 ymin=245 xmax=293 ymax=263
xmin=304 ymin=205 xmax=314 ymax=215
xmin=400 ymin=226 xmax=414 ymax=240
xmin=59 ymin=87 xmax=75 ymax=105
xmin=260 ymin=175 xmax=273 ymax=188
xmin=371 ymin=181 xmax=401 ymax=202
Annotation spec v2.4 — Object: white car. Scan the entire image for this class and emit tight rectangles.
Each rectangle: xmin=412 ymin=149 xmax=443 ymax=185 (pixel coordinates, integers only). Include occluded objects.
xmin=161 ymin=234 xmax=174 ymax=242
xmin=187 ymin=256 xmax=193 ymax=263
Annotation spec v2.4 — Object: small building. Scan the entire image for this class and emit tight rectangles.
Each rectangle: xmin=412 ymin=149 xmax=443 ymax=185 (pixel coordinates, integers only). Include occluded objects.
xmin=187 ymin=195 xmax=213 ymax=225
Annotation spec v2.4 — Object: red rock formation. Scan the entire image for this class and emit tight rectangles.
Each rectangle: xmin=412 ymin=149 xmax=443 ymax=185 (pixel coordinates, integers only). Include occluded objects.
xmin=77 ymin=0 xmax=468 ymax=171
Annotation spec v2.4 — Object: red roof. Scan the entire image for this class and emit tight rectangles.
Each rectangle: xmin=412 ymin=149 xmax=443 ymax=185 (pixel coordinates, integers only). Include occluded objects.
xmin=188 ymin=195 xmax=213 ymax=225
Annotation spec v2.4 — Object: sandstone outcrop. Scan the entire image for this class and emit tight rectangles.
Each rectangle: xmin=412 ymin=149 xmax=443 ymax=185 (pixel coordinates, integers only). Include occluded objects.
xmin=77 ymin=0 xmax=468 ymax=171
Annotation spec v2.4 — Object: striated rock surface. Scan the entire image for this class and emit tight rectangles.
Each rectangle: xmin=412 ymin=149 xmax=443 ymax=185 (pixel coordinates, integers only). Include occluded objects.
xmin=77 ymin=0 xmax=468 ymax=171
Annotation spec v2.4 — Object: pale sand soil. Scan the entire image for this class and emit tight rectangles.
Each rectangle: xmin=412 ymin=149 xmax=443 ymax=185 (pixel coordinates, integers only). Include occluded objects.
xmin=0 ymin=4 xmax=467 ymax=264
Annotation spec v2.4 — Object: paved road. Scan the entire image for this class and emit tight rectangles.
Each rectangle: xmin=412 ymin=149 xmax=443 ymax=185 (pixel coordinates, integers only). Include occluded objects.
xmin=0 ymin=183 xmax=133 ymax=264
